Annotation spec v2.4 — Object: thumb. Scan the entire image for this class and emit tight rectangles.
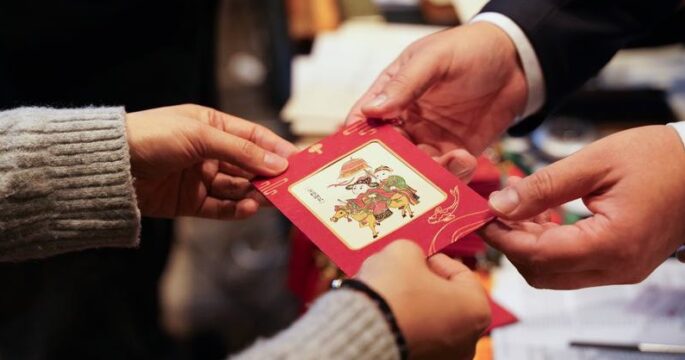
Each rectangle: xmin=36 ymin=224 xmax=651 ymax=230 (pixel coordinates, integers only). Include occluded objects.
xmin=427 ymin=254 xmax=471 ymax=281
xmin=488 ymin=154 xmax=603 ymax=220
xmin=361 ymin=55 xmax=439 ymax=119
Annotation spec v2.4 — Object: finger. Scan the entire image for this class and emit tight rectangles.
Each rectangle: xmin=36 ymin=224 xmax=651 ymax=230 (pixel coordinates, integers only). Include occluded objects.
xmin=196 ymin=198 xmax=237 ymax=220
xmin=505 ymin=176 xmax=522 ymax=187
xmin=223 ymin=118 xmax=298 ymax=158
xmin=180 ymin=104 xmax=298 ymax=158
xmin=209 ymin=173 xmax=251 ymax=201
xmin=427 ymin=253 xmax=471 ymax=281
xmin=234 ymin=199 xmax=260 ymax=219
xmin=201 ymin=127 xmax=288 ymax=176
xmin=357 ymin=239 xmax=424 ymax=277
xmin=376 ymin=239 xmax=425 ymax=263
xmin=246 ymin=189 xmax=270 ymax=206
xmin=436 ymin=149 xmax=477 ymax=182
xmin=482 ymin=216 xmax=614 ymax=273
xmin=488 ymin=153 xmax=607 ymax=221
xmin=361 ymin=53 xmax=440 ymax=119
xmin=418 ymin=143 xmax=440 ymax=157
xmin=219 ymin=162 xmax=254 ymax=179
xmin=345 ymin=59 xmax=402 ymax=125
xmin=501 ymin=176 xmax=553 ymax=223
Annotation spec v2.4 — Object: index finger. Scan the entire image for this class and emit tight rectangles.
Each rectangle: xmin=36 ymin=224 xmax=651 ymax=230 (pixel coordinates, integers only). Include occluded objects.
xmin=180 ymin=105 xmax=299 ymax=158
xmin=223 ymin=117 xmax=298 ymax=158
xmin=345 ymin=58 xmax=402 ymax=125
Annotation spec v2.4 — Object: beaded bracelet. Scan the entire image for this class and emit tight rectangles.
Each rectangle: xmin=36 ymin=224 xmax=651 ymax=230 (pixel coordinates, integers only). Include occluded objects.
xmin=331 ymin=278 xmax=409 ymax=360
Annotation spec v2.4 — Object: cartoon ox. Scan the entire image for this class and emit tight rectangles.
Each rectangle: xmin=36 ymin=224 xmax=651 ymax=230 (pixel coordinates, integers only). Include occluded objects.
xmin=330 ymin=203 xmax=379 ymax=239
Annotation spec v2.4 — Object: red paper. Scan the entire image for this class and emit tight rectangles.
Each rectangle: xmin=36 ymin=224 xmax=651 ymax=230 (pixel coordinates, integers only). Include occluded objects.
xmin=253 ymin=121 xmax=494 ymax=275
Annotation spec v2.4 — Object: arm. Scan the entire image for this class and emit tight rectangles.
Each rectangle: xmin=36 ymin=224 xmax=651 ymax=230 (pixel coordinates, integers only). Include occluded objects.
xmin=0 ymin=107 xmax=140 ymax=261
xmin=233 ymin=241 xmax=491 ymax=360
xmin=478 ymin=0 xmax=682 ymax=132
xmin=484 ymin=124 xmax=685 ymax=288
xmin=0 ymin=104 xmax=297 ymax=261
xmin=231 ymin=289 xmax=400 ymax=360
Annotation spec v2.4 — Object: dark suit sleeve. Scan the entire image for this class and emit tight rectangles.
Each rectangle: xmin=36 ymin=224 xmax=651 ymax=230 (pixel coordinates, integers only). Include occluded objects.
xmin=481 ymin=0 xmax=682 ymax=135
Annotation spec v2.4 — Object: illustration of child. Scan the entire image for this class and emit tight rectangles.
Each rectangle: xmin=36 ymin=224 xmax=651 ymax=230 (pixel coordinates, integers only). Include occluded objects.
xmin=374 ymin=165 xmax=420 ymax=202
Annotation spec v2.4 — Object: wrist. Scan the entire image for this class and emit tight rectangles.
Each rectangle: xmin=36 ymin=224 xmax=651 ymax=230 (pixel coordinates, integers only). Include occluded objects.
xmin=471 ymin=12 xmax=545 ymax=119
xmin=465 ymin=21 xmax=528 ymax=119
xmin=124 ymin=112 xmax=142 ymax=178
xmin=331 ymin=279 xmax=409 ymax=360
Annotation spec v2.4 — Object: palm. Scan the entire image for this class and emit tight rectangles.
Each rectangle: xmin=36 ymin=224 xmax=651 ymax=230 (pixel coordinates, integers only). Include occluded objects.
xmin=126 ymin=105 xmax=296 ymax=221
xmin=348 ymin=23 xmax=527 ymax=162
xmin=134 ymin=160 xmax=256 ymax=219
xmin=402 ymin=68 xmax=525 ymax=156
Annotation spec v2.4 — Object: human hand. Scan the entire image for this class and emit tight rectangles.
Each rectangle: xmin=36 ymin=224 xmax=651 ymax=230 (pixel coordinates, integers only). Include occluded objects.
xmin=357 ymin=240 xmax=490 ymax=360
xmin=346 ymin=22 xmax=527 ymax=180
xmin=125 ymin=104 xmax=298 ymax=220
xmin=483 ymin=126 xmax=685 ymax=289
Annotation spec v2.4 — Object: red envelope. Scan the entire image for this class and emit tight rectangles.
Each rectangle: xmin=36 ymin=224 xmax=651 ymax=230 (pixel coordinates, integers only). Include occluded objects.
xmin=253 ymin=120 xmax=494 ymax=275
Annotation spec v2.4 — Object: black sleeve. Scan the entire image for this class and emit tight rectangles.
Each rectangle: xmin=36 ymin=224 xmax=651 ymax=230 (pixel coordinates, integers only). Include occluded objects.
xmin=481 ymin=0 xmax=683 ymax=135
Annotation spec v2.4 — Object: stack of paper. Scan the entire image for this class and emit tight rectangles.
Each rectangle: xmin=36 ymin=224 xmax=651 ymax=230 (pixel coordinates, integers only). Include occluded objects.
xmin=491 ymin=258 xmax=685 ymax=359
xmin=282 ymin=21 xmax=444 ymax=137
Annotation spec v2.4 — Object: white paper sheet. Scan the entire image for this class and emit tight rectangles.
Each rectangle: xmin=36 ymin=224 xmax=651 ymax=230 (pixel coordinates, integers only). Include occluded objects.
xmin=282 ymin=22 xmax=444 ymax=136
xmin=491 ymin=259 xmax=685 ymax=360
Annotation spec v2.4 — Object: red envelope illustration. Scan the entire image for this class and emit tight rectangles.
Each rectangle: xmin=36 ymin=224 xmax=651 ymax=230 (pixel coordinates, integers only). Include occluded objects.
xmin=253 ymin=120 xmax=494 ymax=275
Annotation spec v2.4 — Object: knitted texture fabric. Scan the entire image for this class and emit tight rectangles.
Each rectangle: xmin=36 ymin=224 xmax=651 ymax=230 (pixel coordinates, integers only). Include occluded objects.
xmin=0 ymin=107 xmax=140 ymax=261
xmin=0 ymin=107 xmax=400 ymax=359
xmin=233 ymin=289 xmax=400 ymax=360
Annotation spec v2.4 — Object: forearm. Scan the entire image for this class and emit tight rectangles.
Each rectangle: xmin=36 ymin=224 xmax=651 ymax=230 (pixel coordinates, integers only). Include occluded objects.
xmin=231 ymin=289 xmax=399 ymax=360
xmin=0 ymin=107 xmax=140 ymax=261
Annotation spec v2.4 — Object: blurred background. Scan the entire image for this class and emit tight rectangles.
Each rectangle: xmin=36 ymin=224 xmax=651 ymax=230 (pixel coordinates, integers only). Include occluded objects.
xmin=0 ymin=0 xmax=683 ymax=359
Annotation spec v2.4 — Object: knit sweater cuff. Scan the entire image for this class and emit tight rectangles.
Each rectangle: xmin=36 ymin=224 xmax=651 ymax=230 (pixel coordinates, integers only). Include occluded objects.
xmin=0 ymin=107 xmax=141 ymax=261
xmin=232 ymin=289 xmax=400 ymax=360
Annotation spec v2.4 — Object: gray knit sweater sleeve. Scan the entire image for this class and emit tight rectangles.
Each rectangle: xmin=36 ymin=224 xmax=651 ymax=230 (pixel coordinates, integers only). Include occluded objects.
xmin=0 ymin=107 xmax=140 ymax=261
xmin=233 ymin=289 xmax=400 ymax=360
xmin=0 ymin=107 xmax=399 ymax=360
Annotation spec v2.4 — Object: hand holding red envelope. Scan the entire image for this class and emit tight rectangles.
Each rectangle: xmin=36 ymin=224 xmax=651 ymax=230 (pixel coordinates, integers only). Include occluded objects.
xmin=253 ymin=120 xmax=495 ymax=275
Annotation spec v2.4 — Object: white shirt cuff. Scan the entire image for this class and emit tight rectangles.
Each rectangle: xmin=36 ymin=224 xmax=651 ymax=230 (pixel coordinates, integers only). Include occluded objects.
xmin=668 ymin=122 xmax=685 ymax=151
xmin=471 ymin=12 xmax=546 ymax=122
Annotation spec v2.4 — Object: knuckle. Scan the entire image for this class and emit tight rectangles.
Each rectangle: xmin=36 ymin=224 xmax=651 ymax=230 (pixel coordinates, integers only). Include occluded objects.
xmin=527 ymin=169 xmax=556 ymax=205
xmin=388 ymin=72 xmax=413 ymax=92
xmin=249 ymin=123 xmax=268 ymax=144
xmin=203 ymin=107 xmax=222 ymax=128
xmin=238 ymin=139 xmax=261 ymax=159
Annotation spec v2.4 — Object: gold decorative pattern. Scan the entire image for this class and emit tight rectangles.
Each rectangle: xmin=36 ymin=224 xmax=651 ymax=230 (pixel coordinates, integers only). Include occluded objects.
xmin=259 ymin=178 xmax=289 ymax=196
xmin=427 ymin=186 xmax=491 ymax=254
xmin=308 ymin=143 xmax=323 ymax=154
xmin=342 ymin=121 xmax=377 ymax=136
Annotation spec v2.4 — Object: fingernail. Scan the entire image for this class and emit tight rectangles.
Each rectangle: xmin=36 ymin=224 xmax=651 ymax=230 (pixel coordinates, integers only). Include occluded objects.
xmin=489 ymin=188 xmax=519 ymax=214
xmin=368 ymin=94 xmax=387 ymax=108
xmin=264 ymin=151 xmax=288 ymax=172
